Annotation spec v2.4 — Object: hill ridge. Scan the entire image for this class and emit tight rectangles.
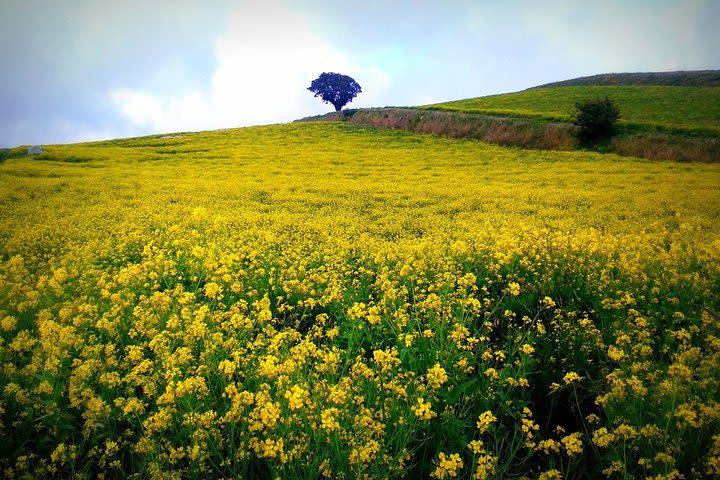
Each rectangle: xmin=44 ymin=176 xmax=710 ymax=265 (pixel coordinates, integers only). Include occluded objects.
xmin=529 ymin=70 xmax=720 ymax=88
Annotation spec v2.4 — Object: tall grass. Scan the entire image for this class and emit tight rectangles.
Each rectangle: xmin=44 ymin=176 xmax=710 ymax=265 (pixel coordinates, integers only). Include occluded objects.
xmin=299 ymin=108 xmax=578 ymax=151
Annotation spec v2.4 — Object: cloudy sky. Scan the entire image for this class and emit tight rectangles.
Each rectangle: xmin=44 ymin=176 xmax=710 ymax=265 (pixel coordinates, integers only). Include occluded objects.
xmin=1 ymin=0 xmax=718 ymax=147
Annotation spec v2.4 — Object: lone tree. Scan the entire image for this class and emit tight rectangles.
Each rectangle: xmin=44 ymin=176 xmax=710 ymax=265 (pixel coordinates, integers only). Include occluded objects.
xmin=571 ymin=97 xmax=621 ymax=144
xmin=308 ymin=72 xmax=361 ymax=112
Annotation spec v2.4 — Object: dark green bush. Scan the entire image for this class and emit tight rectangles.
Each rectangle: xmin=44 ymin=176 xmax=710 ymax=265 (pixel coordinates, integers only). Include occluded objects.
xmin=571 ymin=97 xmax=620 ymax=143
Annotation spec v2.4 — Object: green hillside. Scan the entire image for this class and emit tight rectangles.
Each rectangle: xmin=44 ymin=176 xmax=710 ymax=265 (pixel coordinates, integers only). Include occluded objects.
xmin=421 ymin=86 xmax=720 ymax=136
xmin=531 ymin=70 xmax=720 ymax=88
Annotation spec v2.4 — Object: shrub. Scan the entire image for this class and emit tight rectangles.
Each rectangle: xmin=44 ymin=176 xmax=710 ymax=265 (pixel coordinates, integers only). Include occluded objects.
xmin=571 ymin=97 xmax=620 ymax=143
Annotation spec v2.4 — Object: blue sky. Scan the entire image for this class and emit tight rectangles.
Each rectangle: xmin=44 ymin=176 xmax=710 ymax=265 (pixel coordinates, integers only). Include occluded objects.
xmin=1 ymin=0 xmax=718 ymax=147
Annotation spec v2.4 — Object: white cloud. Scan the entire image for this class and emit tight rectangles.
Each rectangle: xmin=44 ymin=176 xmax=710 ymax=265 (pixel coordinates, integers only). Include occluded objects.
xmin=110 ymin=1 xmax=391 ymax=134
xmin=110 ymin=89 xmax=211 ymax=132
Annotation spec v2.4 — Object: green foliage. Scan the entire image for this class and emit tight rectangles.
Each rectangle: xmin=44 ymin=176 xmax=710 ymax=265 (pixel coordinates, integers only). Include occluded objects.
xmin=571 ymin=97 xmax=621 ymax=144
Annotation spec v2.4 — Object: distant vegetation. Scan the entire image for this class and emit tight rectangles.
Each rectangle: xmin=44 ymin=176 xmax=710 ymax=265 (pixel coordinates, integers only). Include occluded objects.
xmin=531 ymin=69 xmax=720 ymax=88
xmin=420 ymin=86 xmax=720 ymax=136
xmin=321 ymin=80 xmax=718 ymax=162
xmin=302 ymin=102 xmax=719 ymax=162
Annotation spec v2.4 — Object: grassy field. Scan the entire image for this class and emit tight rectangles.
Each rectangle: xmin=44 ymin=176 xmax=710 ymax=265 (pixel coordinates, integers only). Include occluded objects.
xmin=421 ymin=86 xmax=720 ymax=136
xmin=1 ymin=122 xmax=720 ymax=479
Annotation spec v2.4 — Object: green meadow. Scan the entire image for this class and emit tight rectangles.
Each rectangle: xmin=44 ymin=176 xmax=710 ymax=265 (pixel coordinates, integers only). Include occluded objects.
xmin=421 ymin=86 xmax=720 ymax=136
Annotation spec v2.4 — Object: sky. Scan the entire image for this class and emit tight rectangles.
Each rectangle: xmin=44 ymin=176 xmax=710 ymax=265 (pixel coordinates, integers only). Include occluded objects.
xmin=1 ymin=0 xmax=718 ymax=147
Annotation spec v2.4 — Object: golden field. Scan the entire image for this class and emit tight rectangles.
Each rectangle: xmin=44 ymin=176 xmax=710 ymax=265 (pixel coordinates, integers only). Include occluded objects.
xmin=1 ymin=122 xmax=719 ymax=479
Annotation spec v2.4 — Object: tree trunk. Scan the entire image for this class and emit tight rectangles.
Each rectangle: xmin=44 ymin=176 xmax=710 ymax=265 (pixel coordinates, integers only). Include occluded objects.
xmin=334 ymin=104 xmax=341 ymax=112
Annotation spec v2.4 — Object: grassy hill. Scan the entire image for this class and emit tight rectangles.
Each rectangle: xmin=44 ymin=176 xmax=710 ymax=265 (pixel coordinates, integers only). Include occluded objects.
xmin=420 ymin=85 xmax=720 ymax=136
xmin=1 ymin=122 xmax=719 ymax=478
xmin=297 ymin=72 xmax=720 ymax=162
xmin=530 ymin=70 xmax=720 ymax=88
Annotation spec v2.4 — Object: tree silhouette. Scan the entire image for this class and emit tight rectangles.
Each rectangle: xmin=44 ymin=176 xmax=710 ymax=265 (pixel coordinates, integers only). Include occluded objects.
xmin=308 ymin=72 xmax=362 ymax=112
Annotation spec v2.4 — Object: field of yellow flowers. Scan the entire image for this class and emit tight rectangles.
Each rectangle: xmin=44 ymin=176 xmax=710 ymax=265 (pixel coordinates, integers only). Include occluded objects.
xmin=1 ymin=122 xmax=719 ymax=479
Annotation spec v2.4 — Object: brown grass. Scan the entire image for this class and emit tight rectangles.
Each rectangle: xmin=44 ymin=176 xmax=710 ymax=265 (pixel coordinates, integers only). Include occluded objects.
xmin=612 ymin=134 xmax=720 ymax=163
xmin=344 ymin=108 xmax=578 ymax=151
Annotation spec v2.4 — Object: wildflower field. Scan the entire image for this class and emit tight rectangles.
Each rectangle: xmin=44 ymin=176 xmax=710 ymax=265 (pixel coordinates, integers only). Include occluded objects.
xmin=1 ymin=122 xmax=719 ymax=479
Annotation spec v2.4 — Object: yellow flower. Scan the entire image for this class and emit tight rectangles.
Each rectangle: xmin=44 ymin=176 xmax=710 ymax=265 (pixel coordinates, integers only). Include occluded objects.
xmin=674 ymin=403 xmax=699 ymax=428
xmin=613 ymin=424 xmax=638 ymax=440
xmin=432 ymin=452 xmax=464 ymax=479
xmin=218 ymin=359 xmax=236 ymax=378
xmin=412 ymin=397 xmax=437 ymax=421
xmin=0 ymin=316 xmax=16 ymax=332
xmin=473 ymin=453 xmax=496 ymax=480
xmin=467 ymin=439 xmax=485 ymax=455
xmin=536 ymin=439 xmax=561 ymax=454
xmin=426 ymin=363 xmax=448 ymax=389
xmin=349 ymin=440 xmax=380 ymax=464
xmin=321 ymin=407 xmax=341 ymax=432
xmin=249 ymin=400 xmax=281 ymax=432
xmin=563 ymin=372 xmax=582 ymax=384
xmin=326 ymin=326 xmax=339 ymax=340
xmin=250 ymin=437 xmax=284 ymax=459
xmin=561 ymin=432 xmax=583 ymax=456
xmin=258 ymin=355 xmax=280 ymax=378
xmin=607 ymin=345 xmax=625 ymax=362
xmin=51 ymin=443 xmax=68 ymax=464
xmin=476 ymin=411 xmax=497 ymax=434
xmin=366 ymin=305 xmax=382 ymax=325
xmin=541 ymin=296 xmax=556 ymax=308
xmin=319 ymin=459 xmax=333 ymax=478
xmin=593 ymin=427 xmax=615 ymax=447
xmin=373 ymin=347 xmax=402 ymax=373
xmin=284 ymin=385 xmax=309 ymax=411
xmin=538 ymin=469 xmax=563 ymax=479
xmin=203 ymin=282 xmax=223 ymax=299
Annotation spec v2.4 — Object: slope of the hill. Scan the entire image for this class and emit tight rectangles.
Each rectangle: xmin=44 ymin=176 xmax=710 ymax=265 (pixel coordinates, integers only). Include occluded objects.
xmin=1 ymin=122 xmax=720 ymax=478
xmin=530 ymin=70 xmax=720 ymax=88
xmin=420 ymin=86 xmax=720 ymax=136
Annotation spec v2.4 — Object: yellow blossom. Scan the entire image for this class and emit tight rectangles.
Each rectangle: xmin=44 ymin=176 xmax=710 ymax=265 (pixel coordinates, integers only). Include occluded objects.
xmin=561 ymin=432 xmax=583 ymax=456
xmin=321 ymin=407 xmax=341 ymax=432
xmin=432 ymin=452 xmax=464 ymax=479
xmin=507 ymin=282 xmax=521 ymax=296
xmin=426 ymin=363 xmax=448 ymax=389
xmin=476 ymin=411 xmax=497 ymax=433
xmin=520 ymin=344 xmax=535 ymax=355
xmin=284 ymin=385 xmax=310 ymax=411
xmin=412 ymin=397 xmax=437 ymax=421
xmin=563 ymin=372 xmax=582 ymax=384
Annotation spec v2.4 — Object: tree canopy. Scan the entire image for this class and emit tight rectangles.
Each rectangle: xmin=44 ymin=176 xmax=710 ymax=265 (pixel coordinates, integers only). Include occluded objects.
xmin=308 ymin=72 xmax=362 ymax=112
